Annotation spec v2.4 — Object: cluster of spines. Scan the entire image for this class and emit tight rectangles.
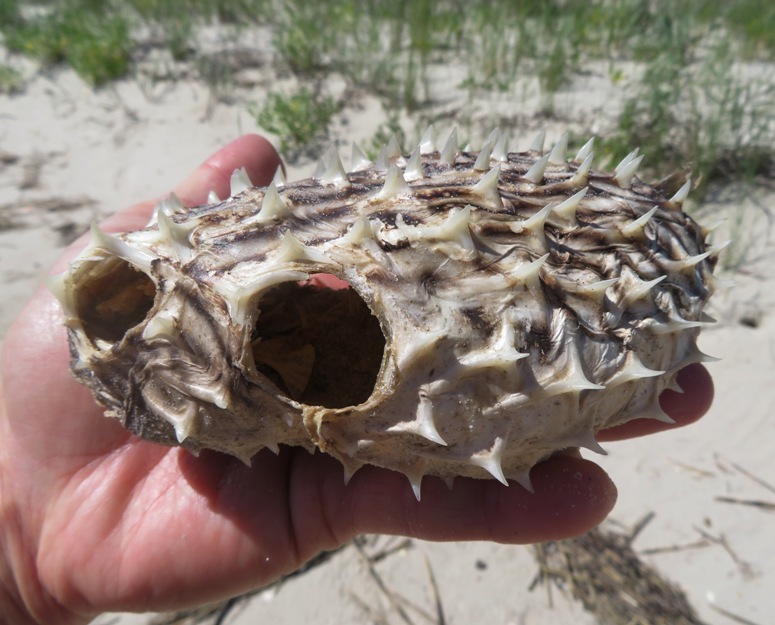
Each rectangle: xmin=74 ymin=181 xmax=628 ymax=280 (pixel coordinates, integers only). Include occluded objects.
xmin=59 ymin=127 xmax=723 ymax=501
xmin=118 ymin=126 xmax=707 ymax=265
xmin=301 ymin=130 xmax=717 ymax=498
xmin=73 ymin=125 xmax=723 ymax=354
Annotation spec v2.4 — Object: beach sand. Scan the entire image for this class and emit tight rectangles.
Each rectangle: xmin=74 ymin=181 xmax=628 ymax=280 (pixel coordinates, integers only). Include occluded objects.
xmin=1 ymin=52 xmax=773 ymax=625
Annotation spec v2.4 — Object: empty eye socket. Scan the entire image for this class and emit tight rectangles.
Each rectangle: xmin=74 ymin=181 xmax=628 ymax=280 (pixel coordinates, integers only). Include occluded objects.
xmin=74 ymin=256 xmax=156 ymax=344
xmin=251 ymin=274 xmax=385 ymax=409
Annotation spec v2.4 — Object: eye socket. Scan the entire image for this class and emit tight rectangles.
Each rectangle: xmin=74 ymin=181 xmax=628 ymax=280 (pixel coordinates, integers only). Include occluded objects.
xmin=73 ymin=256 xmax=156 ymax=344
xmin=251 ymin=274 xmax=385 ymax=409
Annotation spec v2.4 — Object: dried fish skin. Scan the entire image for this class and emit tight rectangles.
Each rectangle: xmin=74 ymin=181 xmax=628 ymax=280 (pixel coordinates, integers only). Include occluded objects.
xmin=52 ymin=131 xmax=717 ymax=498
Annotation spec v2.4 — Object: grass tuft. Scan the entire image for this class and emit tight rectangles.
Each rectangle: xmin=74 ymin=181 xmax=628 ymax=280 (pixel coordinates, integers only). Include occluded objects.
xmin=598 ymin=5 xmax=775 ymax=196
xmin=2 ymin=1 xmax=131 ymax=86
xmin=0 ymin=0 xmax=772 ymax=188
xmin=0 ymin=65 xmax=24 ymax=94
xmin=252 ymin=87 xmax=339 ymax=159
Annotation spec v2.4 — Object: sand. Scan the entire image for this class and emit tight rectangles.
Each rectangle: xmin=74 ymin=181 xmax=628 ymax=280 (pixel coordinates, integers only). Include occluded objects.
xmin=1 ymin=45 xmax=773 ymax=625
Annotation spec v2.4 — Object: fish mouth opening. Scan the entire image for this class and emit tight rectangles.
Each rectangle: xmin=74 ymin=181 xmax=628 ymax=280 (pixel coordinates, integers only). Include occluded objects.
xmin=73 ymin=256 xmax=156 ymax=344
xmin=250 ymin=273 xmax=385 ymax=409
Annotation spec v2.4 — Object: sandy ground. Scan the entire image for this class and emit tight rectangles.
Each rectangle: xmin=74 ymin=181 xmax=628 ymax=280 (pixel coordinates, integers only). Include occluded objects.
xmin=1 ymin=46 xmax=774 ymax=625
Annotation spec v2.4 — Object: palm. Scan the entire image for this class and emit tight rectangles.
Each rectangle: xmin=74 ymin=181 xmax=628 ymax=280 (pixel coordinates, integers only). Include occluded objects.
xmin=0 ymin=135 xmax=714 ymax=624
xmin=1 ymin=248 xmax=334 ymax=619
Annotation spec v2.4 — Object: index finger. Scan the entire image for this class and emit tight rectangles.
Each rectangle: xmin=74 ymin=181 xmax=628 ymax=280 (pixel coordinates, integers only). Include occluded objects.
xmin=597 ymin=363 xmax=714 ymax=442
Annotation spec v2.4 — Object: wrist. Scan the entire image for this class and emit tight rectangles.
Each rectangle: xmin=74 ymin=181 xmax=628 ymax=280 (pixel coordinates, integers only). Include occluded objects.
xmin=0 ymin=480 xmax=91 ymax=625
xmin=0 ymin=571 xmax=40 ymax=625
xmin=0 ymin=488 xmax=43 ymax=624
xmin=0 ymin=425 xmax=87 ymax=625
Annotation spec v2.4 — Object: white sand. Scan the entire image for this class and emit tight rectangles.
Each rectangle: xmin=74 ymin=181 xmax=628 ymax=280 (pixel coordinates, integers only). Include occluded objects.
xmin=1 ymin=49 xmax=773 ymax=625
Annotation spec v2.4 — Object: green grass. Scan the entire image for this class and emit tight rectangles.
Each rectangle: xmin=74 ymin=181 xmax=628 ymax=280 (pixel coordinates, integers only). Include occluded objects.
xmin=2 ymin=1 xmax=131 ymax=86
xmin=0 ymin=0 xmax=773 ymax=192
xmin=365 ymin=115 xmax=408 ymax=161
xmin=0 ymin=65 xmax=23 ymax=94
xmin=252 ymin=88 xmax=339 ymax=158
xmin=594 ymin=5 xmax=775 ymax=197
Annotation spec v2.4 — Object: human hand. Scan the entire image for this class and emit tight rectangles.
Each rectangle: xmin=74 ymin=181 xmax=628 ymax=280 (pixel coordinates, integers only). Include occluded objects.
xmin=0 ymin=135 xmax=714 ymax=624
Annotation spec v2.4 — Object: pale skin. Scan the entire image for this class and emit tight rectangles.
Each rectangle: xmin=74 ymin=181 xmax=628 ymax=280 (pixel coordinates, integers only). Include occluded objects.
xmin=0 ymin=135 xmax=715 ymax=624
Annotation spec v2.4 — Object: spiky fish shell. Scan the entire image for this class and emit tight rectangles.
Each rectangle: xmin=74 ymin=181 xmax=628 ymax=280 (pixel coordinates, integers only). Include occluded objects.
xmin=52 ymin=130 xmax=717 ymax=499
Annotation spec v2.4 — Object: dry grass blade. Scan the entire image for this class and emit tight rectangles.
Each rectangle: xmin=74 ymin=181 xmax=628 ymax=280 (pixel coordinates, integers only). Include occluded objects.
xmin=639 ymin=540 xmax=710 ymax=557
xmin=731 ymin=462 xmax=775 ymax=496
xmin=353 ymin=540 xmax=417 ymax=625
xmin=352 ymin=537 xmax=443 ymax=625
xmin=0 ymin=197 xmax=97 ymax=230
xmin=693 ymin=527 xmax=757 ymax=579
xmin=370 ymin=537 xmax=414 ymax=564
xmin=715 ymin=496 xmax=775 ymax=511
xmin=422 ymin=555 xmax=446 ymax=625
xmin=709 ymin=602 xmax=766 ymax=625
xmin=348 ymin=590 xmax=392 ymax=625
xmin=531 ymin=523 xmax=709 ymax=625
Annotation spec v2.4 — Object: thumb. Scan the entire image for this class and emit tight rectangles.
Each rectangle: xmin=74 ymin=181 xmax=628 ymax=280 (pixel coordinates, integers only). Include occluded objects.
xmin=101 ymin=134 xmax=283 ymax=234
